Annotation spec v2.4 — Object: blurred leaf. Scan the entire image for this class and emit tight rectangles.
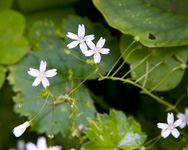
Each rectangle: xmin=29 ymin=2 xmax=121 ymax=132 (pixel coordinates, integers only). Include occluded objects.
xmin=0 ymin=0 xmax=14 ymax=10
xmin=0 ymin=66 xmax=5 ymax=88
xmin=17 ymin=0 xmax=78 ymax=12
xmin=93 ymin=0 xmax=188 ymax=47
xmin=120 ymin=34 xmax=188 ymax=91
xmin=0 ymin=10 xmax=28 ymax=65
xmin=83 ymin=109 xmax=147 ymax=150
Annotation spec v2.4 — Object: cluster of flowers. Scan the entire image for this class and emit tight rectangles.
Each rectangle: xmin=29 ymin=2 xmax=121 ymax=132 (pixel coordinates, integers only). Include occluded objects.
xmin=157 ymin=108 xmax=188 ymax=138
xmin=66 ymin=24 xmax=110 ymax=64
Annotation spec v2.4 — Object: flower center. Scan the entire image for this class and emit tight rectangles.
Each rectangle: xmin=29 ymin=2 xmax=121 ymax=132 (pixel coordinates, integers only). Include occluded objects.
xmin=79 ymin=36 xmax=85 ymax=43
xmin=39 ymin=71 xmax=46 ymax=79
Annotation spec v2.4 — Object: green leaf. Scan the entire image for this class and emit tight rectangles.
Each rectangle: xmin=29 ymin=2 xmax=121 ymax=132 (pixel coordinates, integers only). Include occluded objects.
xmin=17 ymin=0 xmax=78 ymax=12
xmin=0 ymin=0 xmax=13 ymax=10
xmin=0 ymin=66 xmax=5 ymax=88
xmin=93 ymin=0 xmax=188 ymax=47
xmin=83 ymin=109 xmax=147 ymax=150
xmin=120 ymin=34 xmax=188 ymax=91
xmin=0 ymin=10 xmax=28 ymax=65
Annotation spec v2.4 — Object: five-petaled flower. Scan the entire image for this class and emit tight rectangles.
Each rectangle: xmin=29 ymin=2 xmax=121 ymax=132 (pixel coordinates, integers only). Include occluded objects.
xmin=25 ymin=137 xmax=62 ymax=150
xmin=12 ymin=121 xmax=30 ymax=137
xmin=66 ymin=24 xmax=95 ymax=53
xmin=177 ymin=108 xmax=188 ymax=129
xmin=28 ymin=60 xmax=57 ymax=88
xmin=84 ymin=37 xmax=110 ymax=64
xmin=157 ymin=112 xmax=182 ymax=138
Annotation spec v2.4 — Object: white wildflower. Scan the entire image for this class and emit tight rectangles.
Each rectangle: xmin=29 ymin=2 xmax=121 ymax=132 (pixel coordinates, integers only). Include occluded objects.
xmin=66 ymin=24 xmax=94 ymax=53
xmin=84 ymin=37 xmax=110 ymax=63
xmin=177 ymin=108 xmax=188 ymax=129
xmin=157 ymin=112 xmax=182 ymax=138
xmin=12 ymin=121 xmax=30 ymax=137
xmin=28 ymin=60 xmax=57 ymax=88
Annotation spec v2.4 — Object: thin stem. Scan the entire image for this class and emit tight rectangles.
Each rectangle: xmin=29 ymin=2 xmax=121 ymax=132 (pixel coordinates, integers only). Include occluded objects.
xmin=122 ymin=53 xmax=151 ymax=78
xmin=144 ymin=135 xmax=161 ymax=149
xmin=135 ymin=61 xmax=163 ymax=83
xmin=29 ymin=95 xmax=49 ymax=122
xmin=69 ymin=52 xmax=87 ymax=64
xmin=19 ymin=97 xmax=43 ymax=103
xmin=150 ymin=66 xmax=181 ymax=92
xmin=111 ymin=47 xmax=139 ymax=77
xmin=50 ymin=96 xmax=55 ymax=136
xmin=142 ymin=60 xmax=149 ymax=87
xmin=68 ymin=69 xmax=96 ymax=96
xmin=107 ymin=40 xmax=136 ymax=77
xmin=100 ymin=76 xmax=178 ymax=112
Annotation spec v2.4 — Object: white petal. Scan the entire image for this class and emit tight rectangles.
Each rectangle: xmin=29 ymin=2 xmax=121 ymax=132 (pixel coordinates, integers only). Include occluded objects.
xmin=66 ymin=32 xmax=79 ymax=40
xmin=32 ymin=77 xmax=41 ymax=87
xmin=79 ymin=42 xmax=88 ymax=53
xmin=45 ymin=69 xmax=57 ymax=77
xmin=173 ymin=119 xmax=182 ymax=127
xmin=78 ymin=24 xmax=85 ymax=37
xmin=171 ymin=128 xmax=180 ymax=138
xmin=177 ymin=113 xmax=186 ymax=120
xmin=97 ymin=37 xmax=105 ymax=48
xmin=25 ymin=142 xmax=38 ymax=150
xmin=161 ymin=129 xmax=171 ymax=138
xmin=157 ymin=123 xmax=169 ymax=129
xmin=84 ymin=50 xmax=95 ymax=56
xmin=37 ymin=137 xmax=47 ymax=150
xmin=179 ymin=121 xmax=187 ymax=129
xmin=67 ymin=41 xmax=79 ymax=49
xmin=40 ymin=61 xmax=47 ymax=72
xmin=167 ymin=113 xmax=174 ymax=125
xmin=94 ymin=53 xmax=101 ymax=63
xmin=85 ymin=35 xmax=95 ymax=41
xmin=48 ymin=146 xmax=62 ymax=150
xmin=28 ymin=68 xmax=40 ymax=77
xmin=100 ymin=48 xmax=110 ymax=54
xmin=185 ymin=108 xmax=188 ymax=116
xmin=12 ymin=121 xmax=30 ymax=137
xmin=42 ymin=78 xmax=50 ymax=88
xmin=86 ymin=40 xmax=96 ymax=49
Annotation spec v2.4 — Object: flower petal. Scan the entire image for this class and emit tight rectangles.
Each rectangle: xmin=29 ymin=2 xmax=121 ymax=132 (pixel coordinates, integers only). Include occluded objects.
xmin=171 ymin=128 xmax=180 ymax=138
xmin=100 ymin=48 xmax=110 ymax=54
xmin=94 ymin=53 xmax=101 ymax=63
xmin=97 ymin=37 xmax=105 ymax=48
xmin=85 ymin=35 xmax=95 ymax=41
xmin=84 ymin=50 xmax=95 ymax=56
xmin=42 ymin=78 xmax=49 ymax=88
xmin=45 ymin=69 xmax=57 ymax=77
xmin=185 ymin=108 xmax=188 ymax=116
xmin=28 ymin=68 xmax=40 ymax=77
xmin=179 ymin=121 xmax=187 ymax=129
xmin=78 ymin=24 xmax=85 ymax=37
xmin=12 ymin=121 xmax=30 ymax=137
xmin=157 ymin=123 xmax=169 ymax=129
xmin=167 ymin=113 xmax=174 ymax=125
xmin=67 ymin=41 xmax=79 ymax=49
xmin=32 ymin=77 xmax=41 ymax=87
xmin=173 ymin=119 xmax=182 ymax=127
xmin=25 ymin=142 xmax=38 ymax=150
xmin=37 ymin=137 xmax=47 ymax=150
xmin=86 ymin=40 xmax=95 ymax=50
xmin=79 ymin=42 xmax=88 ymax=54
xmin=161 ymin=129 xmax=171 ymax=138
xmin=66 ymin=32 xmax=79 ymax=40
xmin=48 ymin=146 xmax=62 ymax=150
xmin=40 ymin=61 xmax=47 ymax=72
xmin=177 ymin=113 xmax=186 ymax=120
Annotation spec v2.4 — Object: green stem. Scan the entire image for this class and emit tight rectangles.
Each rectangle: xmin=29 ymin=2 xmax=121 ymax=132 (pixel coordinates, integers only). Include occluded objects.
xmin=122 ymin=53 xmax=151 ymax=78
xmin=50 ymin=96 xmax=55 ymax=136
xmin=20 ymin=97 xmax=43 ymax=103
xmin=142 ymin=60 xmax=149 ymax=87
xmin=107 ymin=41 xmax=136 ymax=77
xmin=69 ymin=52 xmax=87 ymax=64
xmin=100 ymin=76 xmax=178 ymax=112
xmin=29 ymin=95 xmax=49 ymax=123
xmin=111 ymin=47 xmax=138 ymax=77
xmin=144 ymin=135 xmax=161 ymax=149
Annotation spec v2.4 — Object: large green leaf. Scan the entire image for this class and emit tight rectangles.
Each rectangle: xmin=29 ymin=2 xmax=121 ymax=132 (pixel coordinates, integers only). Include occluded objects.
xmin=0 ymin=0 xmax=14 ymax=10
xmin=17 ymin=0 xmax=78 ymax=12
xmin=0 ymin=10 xmax=28 ymax=65
xmin=93 ymin=0 xmax=188 ymax=47
xmin=0 ymin=66 xmax=5 ymax=88
xmin=120 ymin=34 xmax=188 ymax=91
xmin=83 ymin=109 xmax=147 ymax=150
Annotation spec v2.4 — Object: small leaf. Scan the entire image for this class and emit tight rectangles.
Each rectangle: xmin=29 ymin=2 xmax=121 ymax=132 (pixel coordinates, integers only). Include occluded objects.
xmin=83 ymin=109 xmax=147 ymax=150
xmin=120 ymin=34 xmax=188 ymax=91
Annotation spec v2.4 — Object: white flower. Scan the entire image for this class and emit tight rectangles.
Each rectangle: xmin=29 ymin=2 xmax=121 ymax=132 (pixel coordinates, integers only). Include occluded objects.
xmin=28 ymin=60 xmax=57 ymax=88
xmin=157 ymin=113 xmax=182 ymax=138
xmin=12 ymin=121 xmax=30 ymax=137
xmin=177 ymin=108 xmax=188 ymax=129
xmin=84 ymin=37 xmax=110 ymax=64
xmin=25 ymin=137 xmax=62 ymax=150
xmin=66 ymin=24 xmax=95 ymax=53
